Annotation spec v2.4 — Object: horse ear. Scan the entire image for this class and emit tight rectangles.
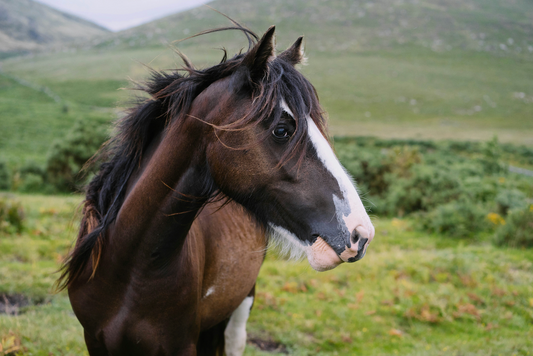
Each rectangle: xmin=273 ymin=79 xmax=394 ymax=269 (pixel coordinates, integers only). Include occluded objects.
xmin=279 ymin=36 xmax=306 ymax=66
xmin=242 ymin=26 xmax=276 ymax=82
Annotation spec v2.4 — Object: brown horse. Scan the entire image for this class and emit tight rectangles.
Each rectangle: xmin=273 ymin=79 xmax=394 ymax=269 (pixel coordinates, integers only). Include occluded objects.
xmin=59 ymin=26 xmax=375 ymax=355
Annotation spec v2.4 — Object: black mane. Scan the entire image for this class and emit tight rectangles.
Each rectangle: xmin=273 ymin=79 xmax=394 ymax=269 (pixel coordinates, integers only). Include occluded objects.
xmin=58 ymin=27 xmax=327 ymax=289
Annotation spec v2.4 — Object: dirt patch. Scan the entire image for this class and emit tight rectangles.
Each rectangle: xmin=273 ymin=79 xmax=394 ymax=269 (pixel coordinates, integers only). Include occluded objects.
xmin=248 ymin=336 xmax=288 ymax=354
xmin=0 ymin=293 xmax=44 ymax=315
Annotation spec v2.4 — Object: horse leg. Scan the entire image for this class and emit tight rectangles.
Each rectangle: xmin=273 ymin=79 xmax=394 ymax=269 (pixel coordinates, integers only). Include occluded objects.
xmin=224 ymin=285 xmax=255 ymax=356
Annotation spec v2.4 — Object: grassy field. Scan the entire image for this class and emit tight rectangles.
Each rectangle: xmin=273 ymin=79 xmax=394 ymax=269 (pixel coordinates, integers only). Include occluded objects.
xmin=1 ymin=43 xmax=533 ymax=171
xmin=1 ymin=0 xmax=533 ymax=168
xmin=1 ymin=194 xmax=532 ymax=355
xmin=1 ymin=0 xmax=533 ymax=354
xmin=1 ymin=0 xmax=533 ymax=165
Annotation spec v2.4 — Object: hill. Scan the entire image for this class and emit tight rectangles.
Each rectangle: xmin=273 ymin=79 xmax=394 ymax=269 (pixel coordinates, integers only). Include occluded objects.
xmin=87 ymin=0 xmax=533 ymax=56
xmin=0 ymin=0 xmax=109 ymax=58
xmin=1 ymin=0 xmax=533 ymax=168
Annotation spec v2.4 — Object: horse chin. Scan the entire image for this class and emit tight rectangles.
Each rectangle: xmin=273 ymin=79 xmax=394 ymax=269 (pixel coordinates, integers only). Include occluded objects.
xmin=306 ymin=237 xmax=343 ymax=272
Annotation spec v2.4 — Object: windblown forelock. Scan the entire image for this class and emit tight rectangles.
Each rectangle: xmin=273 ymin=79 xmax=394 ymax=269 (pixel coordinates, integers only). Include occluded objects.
xmin=230 ymin=57 xmax=328 ymax=168
xmin=180 ymin=54 xmax=328 ymax=169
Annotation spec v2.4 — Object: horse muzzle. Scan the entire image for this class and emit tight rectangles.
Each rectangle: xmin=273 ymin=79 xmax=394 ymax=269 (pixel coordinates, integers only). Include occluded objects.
xmin=339 ymin=226 xmax=374 ymax=263
xmin=306 ymin=225 xmax=374 ymax=271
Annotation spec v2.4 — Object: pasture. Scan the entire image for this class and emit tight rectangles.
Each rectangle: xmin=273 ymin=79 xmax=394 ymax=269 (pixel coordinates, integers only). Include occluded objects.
xmin=1 ymin=45 xmax=533 ymax=355
xmin=1 ymin=194 xmax=532 ymax=355
xmin=1 ymin=44 xmax=533 ymax=169
xmin=1 ymin=1 xmax=533 ymax=353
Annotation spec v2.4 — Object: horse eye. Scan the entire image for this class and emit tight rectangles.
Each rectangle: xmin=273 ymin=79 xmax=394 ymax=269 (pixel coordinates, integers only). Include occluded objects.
xmin=272 ymin=126 xmax=289 ymax=140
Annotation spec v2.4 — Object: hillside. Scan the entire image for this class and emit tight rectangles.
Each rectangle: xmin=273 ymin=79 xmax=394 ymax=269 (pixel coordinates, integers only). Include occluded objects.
xmin=87 ymin=0 xmax=533 ymax=56
xmin=1 ymin=0 xmax=533 ymax=168
xmin=0 ymin=0 xmax=109 ymax=58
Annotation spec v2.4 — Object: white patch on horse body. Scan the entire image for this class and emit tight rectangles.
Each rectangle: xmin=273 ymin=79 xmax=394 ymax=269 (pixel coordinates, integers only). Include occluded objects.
xmin=280 ymin=100 xmax=373 ymax=242
xmin=203 ymin=286 xmax=215 ymax=298
xmin=224 ymin=296 xmax=254 ymax=356
xmin=267 ymin=224 xmax=307 ymax=261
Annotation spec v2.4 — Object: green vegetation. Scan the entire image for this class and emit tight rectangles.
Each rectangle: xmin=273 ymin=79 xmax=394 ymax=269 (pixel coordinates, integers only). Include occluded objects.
xmin=1 ymin=194 xmax=532 ymax=355
xmin=494 ymin=206 xmax=533 ymax=248
xmin=0 ymin=196 xmax=24 ymax=233
xmin=46 ymin=117 xmax=109 ymax=192
xmin=2 ymin=44 xmax=533 ymax=170
xmin=1 ymin=0 xmax=533 ymax=170
xmin=1 ymin=0 xmax=533 ymax=354
xmin=0 ymin=72 xmax=117 ymax=168
xmin=335 ymin=137 xmax=533 ymax=245
xmin=0 ymin=162 xmax=9 ymax=190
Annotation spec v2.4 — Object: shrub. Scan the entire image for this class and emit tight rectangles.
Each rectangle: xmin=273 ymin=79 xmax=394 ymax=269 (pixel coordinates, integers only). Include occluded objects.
xmin=417 ymin=200 xmax=490 ymax=238
xmin=15 ymin=161 xmax=47 ymax=193
xmin=461 ymin=176 xmax=499 ymax=204
xmin=382 ymin=164 xmax=463 ymax=216
xmin=0 ymin=197 xmax=25 ymax=233
xmin=337 ymin=144 xmax=422 ymax=206
xmin=19 ymin=161 xmax=46 ymax=178
xmin=0 ymin=162 xmax=10 ymax=190
xmin=336 ymin=137 xmax=532 ymax=246
xmin=46 ymin=117 xmax=108 ymax=192
xmin=494 ymin=206 xmax=533 ymax=248
xmin=17 ymin=173 xmax=45 ymax=193
xmin=337 ymin=146 xmax=390 ymax=196
xmin=495 ymin=189 xmax=528 ymax=215
xmin=479 ymin=136 xmax=507 ymax=175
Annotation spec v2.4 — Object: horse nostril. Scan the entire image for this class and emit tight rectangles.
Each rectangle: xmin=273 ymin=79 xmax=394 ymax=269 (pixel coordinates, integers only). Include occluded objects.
xmin=351 ymin=229 xmax=361 ymax=245
xmin=346 ymin=237 xmax=369 ymax=263
xmin=358 ymin=238 xmax=368 ymax=254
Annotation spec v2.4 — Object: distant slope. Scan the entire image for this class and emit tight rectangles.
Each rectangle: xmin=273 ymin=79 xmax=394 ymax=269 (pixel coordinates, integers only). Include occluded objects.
xmin=1 ymin=0 xmax=533 ymax=166
xmin=0 ymin=0 xmax=109 ymax=57
xmin=89 ymin=0 xmax=533 ymax=57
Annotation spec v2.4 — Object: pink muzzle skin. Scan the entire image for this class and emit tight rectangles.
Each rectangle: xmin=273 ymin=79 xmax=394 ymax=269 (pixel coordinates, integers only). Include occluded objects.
xmin=307 ymin=237 xmax=342 ymax=272
xmin=339 ymin=225 xmax=375 ymax=263
xmin=307 ymin=225 xmax=375 ymax=272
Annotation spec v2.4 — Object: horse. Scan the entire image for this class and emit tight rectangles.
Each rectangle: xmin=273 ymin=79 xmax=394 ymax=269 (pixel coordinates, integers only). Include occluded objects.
xmin=58 ymin=25 xmax=375 ymax=356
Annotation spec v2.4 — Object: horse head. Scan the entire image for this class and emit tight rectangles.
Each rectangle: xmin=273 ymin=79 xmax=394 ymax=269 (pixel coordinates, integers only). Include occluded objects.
xmin=188 ymin=26 xmax=375 ymax=272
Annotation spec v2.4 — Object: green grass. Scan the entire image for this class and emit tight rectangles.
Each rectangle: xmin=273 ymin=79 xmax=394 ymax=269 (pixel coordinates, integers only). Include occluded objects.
xmin=306 ymin=48 xmax=533 ymax=143
xmin=1 ymin=44 xmax=532 ymax=169
xmin=1 ymin=194 xmax=532 ymax=355
xmin=1 ymin=0 xmax=533 ymax=165
xmin=2 ymin=1 xmax=533 ymax=353
xmin=0 ymin=73 xmax=117 ymax=167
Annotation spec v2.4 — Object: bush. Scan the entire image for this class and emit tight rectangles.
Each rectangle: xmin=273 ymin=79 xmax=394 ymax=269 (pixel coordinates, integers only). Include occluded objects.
xmin=460 ymin=176 xmax=499 ymax=204
xmin=494 ymin=206 xmax=533 ymax=248
xmin=417 ymin=200 xmax=490 ymax=238
xmin=17 ymin=173 xmax=45 ymax=193
xmin=337 ymin=144 xmax=423 ymax=210
xmin=0 ymin=197 xmax=25 ymax=233
xmin=15 ymin=161 xmax=47 ymax=193
xmin=46 ymin=117 xmax=108 ymax=192
xmin=337 ymin=146 xmax=391 ymax=196
xmin=479 ymin=136 xmax=507 ymax=175
xmin=335 ymin=137 xmax=533 ymax=245
xmin=0 ymin=162 xmax=10 ymax=190
xmin=495 ymin=189 xmax=528 ymax=215
xmin=382 ymin=164 xmax=463 ymax=216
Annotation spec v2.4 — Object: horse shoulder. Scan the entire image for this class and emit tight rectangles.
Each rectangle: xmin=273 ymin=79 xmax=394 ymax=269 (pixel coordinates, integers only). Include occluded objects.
xmin=194 ymin=201 xmax=266 ymax=330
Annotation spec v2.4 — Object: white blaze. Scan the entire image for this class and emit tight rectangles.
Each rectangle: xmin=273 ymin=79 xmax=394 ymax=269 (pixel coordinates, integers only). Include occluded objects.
xmin=280 ymin=100 xmax=373 ymax=243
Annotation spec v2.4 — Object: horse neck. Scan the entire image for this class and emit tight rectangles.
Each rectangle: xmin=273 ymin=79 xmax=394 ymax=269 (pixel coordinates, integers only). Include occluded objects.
xmin=108 ymin=119 xmax=212 ymax=266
